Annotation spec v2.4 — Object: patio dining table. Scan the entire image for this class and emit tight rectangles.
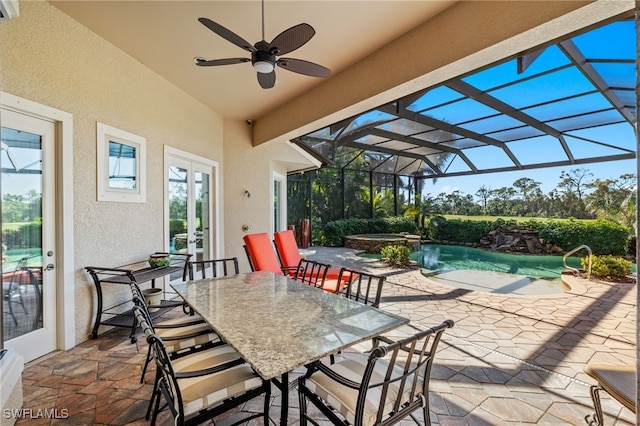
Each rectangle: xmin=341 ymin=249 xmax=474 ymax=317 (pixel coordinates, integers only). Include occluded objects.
xmin=171 ymin=270 xmax=409 ymax=426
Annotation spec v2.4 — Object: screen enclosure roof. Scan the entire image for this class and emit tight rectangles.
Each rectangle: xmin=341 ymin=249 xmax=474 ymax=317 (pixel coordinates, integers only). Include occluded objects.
xmin=294 ymin=18 xmax=636 ymax=178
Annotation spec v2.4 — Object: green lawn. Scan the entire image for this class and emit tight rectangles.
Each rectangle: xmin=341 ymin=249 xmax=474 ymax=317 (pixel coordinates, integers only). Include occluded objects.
xmin=443 ymin=215 xmax=596 ymax=223
xmin=2 ymin=221 xmax=35 ymax=231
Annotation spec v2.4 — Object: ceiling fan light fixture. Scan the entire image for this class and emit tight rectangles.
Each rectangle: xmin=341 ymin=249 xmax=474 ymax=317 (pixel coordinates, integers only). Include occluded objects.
xmin=253 ymin=60 xmax=274 ymax=73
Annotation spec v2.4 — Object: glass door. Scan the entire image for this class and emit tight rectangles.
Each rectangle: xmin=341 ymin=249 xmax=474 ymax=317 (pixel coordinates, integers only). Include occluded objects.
xmin=167 ymin=155 xmax=215 ymax=277
xmin=1 ymin=108 xmax=57 ymax=362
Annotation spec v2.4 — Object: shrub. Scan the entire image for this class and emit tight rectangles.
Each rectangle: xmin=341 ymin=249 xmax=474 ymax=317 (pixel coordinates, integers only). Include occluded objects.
xmin=323 ymin=217 xmax=418 ymax=246
xmin=528 ymin=218 xmax=630 ymax=256
xmin=427 ymin=216 xmax=503 ymax=243
xmin=426 ymin=216 xmax=630 ymax=256
xmin=2 ymin=221 xmax=42 ymax=250
xmin=380 ymin=245 xmax=411 ymax=268
xmin=584 ymin=255 xmax=632 ymax=280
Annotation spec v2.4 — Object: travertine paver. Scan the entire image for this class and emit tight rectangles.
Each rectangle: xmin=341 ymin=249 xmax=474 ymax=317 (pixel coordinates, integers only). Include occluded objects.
xmin=308 ymin=246 xmax=636 ymax=425
xmin=17 ymin=246 xmax=636 ymax=425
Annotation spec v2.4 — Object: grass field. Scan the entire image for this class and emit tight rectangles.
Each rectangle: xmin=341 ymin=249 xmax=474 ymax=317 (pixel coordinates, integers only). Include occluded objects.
xmin=2 ymin=221 xmax=35 ymax=231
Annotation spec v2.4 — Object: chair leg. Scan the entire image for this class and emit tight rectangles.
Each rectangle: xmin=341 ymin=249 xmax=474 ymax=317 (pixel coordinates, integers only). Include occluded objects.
xmin=146 ymin=368 xmax=161 ymax=420
xmin=141 ymin=344 xmax=153 ymax=383
xmin=263 ymin=381 xmax=271 ymax=426
xmin=420 ymin=392 xmax=431 ymax=426
xmin=18 ymin=291 xmax=27 ymax=314
xmin=585 ymin=385 xmax=604 ymax=426
xmin=299 ymin=382 xmax=308 ymax=426
xmin=7 ymin=298 xmax=18 ymax=326
xmin=150 ymin=385 xmax=163 ymax=426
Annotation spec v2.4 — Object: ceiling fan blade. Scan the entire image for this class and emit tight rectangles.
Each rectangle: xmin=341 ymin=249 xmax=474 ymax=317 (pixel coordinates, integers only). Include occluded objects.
xmin=268 ymin=23 xmax=315 ymax=56
xmin=257 ymin=71 xmax=276 ymax=89
xmin=195 ymin=57 xmax=251 ymax=67
xmin=277 ymin=58 xmax=330 ymax=78
xmin=198 ymin=17 xmax=257 ymax=53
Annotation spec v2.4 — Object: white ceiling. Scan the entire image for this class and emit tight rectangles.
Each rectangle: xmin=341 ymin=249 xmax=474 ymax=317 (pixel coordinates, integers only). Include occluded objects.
xmin=49 ymin=1 xmax=457 ymax=122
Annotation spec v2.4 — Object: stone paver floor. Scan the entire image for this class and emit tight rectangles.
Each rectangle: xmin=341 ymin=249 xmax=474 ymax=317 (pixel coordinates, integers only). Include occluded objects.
xmin=16 ymin=247 xmax=636 ymax=425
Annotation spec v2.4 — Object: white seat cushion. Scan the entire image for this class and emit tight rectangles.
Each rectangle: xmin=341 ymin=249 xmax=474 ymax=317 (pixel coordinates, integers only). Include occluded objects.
xmin=156 ymin=314 xmax=205 ymax=327
xmin=306 ymin=353 xmax=424 ymax=426
xmin=156 ymin=321 xmax=219 ymax=353
xmin=177 ymin=362 xmax=264 ymax=418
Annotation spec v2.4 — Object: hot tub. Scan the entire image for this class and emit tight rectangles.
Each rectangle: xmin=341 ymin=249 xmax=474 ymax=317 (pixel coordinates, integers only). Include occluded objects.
xmin=344 ymin=234 xmax=420 ymax=253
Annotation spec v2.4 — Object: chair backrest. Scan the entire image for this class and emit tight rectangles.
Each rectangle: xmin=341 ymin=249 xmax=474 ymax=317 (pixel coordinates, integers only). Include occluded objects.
xmin=242 ymin=233 xmax=283 ymax=274
xmin=130 ymin=284 xmax=154 ymax=324
xmin=188 ymin=257 xmax=239 ymax=280
xmin=273 ymin=230 xmax=302 ymax=269
xmin=338 ymin=268 xmax=385 ymax=308
xmin=3 ymin=255 xmax=36 ymax=299
xmin=133 ymin=304 xmax=184 ymax=421
xmin=292 ymin=259 xmax=330 ymax=288
xmin=359 ymin=320 xmax=454 ymax=425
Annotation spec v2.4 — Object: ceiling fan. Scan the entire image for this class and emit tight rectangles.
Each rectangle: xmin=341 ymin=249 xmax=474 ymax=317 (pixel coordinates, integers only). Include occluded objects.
xmin=194 ymin=1 xmax=331 ymax=89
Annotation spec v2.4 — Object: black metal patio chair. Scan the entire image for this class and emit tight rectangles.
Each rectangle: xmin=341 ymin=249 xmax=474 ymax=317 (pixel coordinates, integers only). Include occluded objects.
xmin=187 ymin=257 xmax=239 ymax=280
xmin=299 ymin=319 xmax=454 ymax=426
xmin=136 ymin=308 xmax=271 ymax=426
xmin=292 ymin=258 xmax=330 ymax=289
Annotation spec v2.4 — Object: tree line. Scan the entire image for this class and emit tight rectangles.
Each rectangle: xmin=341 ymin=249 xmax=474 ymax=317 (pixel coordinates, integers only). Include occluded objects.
xmin=419 ymin=168 xmax=635 ymax=229
xmin=288 ymin=167 xmax=636 ymax=233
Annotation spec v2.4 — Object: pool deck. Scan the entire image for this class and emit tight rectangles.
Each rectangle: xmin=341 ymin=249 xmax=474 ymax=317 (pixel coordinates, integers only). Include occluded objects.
xmin=17 ymin=246 xmax=636 ymax=425
xmin=308 ymin=246 xmax=636 ymax=425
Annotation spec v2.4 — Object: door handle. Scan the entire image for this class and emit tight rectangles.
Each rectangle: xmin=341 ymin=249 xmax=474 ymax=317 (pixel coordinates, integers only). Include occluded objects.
xmin=44 ymin=264 xmax=55 ymax=271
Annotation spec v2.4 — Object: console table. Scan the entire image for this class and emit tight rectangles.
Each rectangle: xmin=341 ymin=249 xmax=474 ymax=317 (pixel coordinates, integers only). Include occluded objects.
xmin=85 ymin=252 xmax=191 ymax=342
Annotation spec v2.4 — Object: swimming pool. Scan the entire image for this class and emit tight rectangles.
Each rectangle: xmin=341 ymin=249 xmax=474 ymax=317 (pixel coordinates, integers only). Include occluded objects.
xmin=414 ymin=244 xmax=582 ymax=295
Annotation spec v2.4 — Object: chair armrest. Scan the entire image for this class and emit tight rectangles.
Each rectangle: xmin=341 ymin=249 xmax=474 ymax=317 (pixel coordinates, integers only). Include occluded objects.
xmin=159 ymin=328 xmax=215 ymax=342
xmin=153 ymin=317 xmax=204 ymax=328
xmin=174 ymin=358 xmax=245 ymax=378
xmin=305 ymin=360 xmax=362 ymax=390
xmin=281 ymin=265 xmax=297 ymax=275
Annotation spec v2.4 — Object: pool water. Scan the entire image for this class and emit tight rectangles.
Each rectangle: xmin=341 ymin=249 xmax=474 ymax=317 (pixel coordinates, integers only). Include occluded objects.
xmin=415 ymin=244 xmax=581 ymax=280
xmin=413 ymin=244 xmax=582 ymax=295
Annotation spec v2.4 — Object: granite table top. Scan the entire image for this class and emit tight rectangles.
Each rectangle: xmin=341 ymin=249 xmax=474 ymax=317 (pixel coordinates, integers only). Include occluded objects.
xmin=171 ymin=271 xmax=408 ymax=380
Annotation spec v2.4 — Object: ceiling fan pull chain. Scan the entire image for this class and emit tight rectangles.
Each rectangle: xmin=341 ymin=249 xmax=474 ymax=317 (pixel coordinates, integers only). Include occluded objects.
xmin=261 ymin=0 xmax=265 ymax=41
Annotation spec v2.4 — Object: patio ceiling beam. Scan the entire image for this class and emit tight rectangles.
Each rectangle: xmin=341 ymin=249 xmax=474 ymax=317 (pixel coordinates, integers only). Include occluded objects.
xmin=396 ymin=89 xmax=430 ymax=111
xmin=340 ymin=140 xmax=443 ymax=175
xmin=558 ymin=39 xmax=636 ymax=126
xmin=418 ymin=152 xmax=635 ymax=179
xmin=447 ymin=79 xmax=576 ymax=163
xmin=344 ymin=126 xmax=479 ymax=174
xmin=378 ymin=103 xmax=522 ymax=169
xmin=517 ymin=49 xmax=546 ymax=74
xmin=370 ymin=129 xmax=478 ymax=173
xmin=291 ymin=138 xmax=334 ymax=165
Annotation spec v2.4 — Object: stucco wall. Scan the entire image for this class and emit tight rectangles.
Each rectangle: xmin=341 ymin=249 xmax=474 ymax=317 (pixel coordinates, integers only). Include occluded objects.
xmin=0 ymin=0 xmax=225 ymax=344
xmin=223 ymin=119 xmax=293 ymax=272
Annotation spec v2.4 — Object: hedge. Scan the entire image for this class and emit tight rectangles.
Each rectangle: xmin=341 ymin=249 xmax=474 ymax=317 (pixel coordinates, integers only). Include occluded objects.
xmin=426 ymin=216 xmax=630 ymax=256
xmin=2 ymin=222 xmax=42 ymax=250
xmin=322 ymin=217 xmax=418 ymax=246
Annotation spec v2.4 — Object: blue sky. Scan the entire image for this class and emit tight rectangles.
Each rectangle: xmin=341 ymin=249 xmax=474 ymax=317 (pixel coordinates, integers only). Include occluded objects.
xmin=418 ymin=19 xmax=637 ymax=199
xmin=423 ymin=158 xmax=636 ymax=198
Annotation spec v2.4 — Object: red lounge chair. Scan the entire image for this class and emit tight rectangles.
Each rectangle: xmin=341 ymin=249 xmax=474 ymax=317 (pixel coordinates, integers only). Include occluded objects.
xmin=243 ymin=233 xmax=295 ymax=275
xmin=273 ymin=230 xmax=342 ymax=280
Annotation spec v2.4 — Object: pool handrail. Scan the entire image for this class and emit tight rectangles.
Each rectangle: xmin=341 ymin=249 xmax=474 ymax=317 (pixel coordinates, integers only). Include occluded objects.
xmin=563 ymin=244 xmax=592 ymax=280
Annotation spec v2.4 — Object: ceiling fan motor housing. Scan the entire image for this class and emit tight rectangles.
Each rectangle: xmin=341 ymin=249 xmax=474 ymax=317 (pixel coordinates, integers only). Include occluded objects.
xmin=252 ymin=41 xmax=276 ymax=73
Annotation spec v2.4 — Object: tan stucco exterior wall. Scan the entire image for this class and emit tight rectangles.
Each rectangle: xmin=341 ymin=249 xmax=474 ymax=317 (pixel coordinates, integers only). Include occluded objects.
xmin=0 ymin=0 xmax=227 ymax=343
xmin=223 ymin=119 xmax=294 ymax=272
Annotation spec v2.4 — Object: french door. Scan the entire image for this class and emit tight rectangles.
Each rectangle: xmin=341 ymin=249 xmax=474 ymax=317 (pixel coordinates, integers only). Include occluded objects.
xmin=166 ymin=149 xmax=218 ymax=276
xmin=1 ymin=108 xmax=57 ymax=362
